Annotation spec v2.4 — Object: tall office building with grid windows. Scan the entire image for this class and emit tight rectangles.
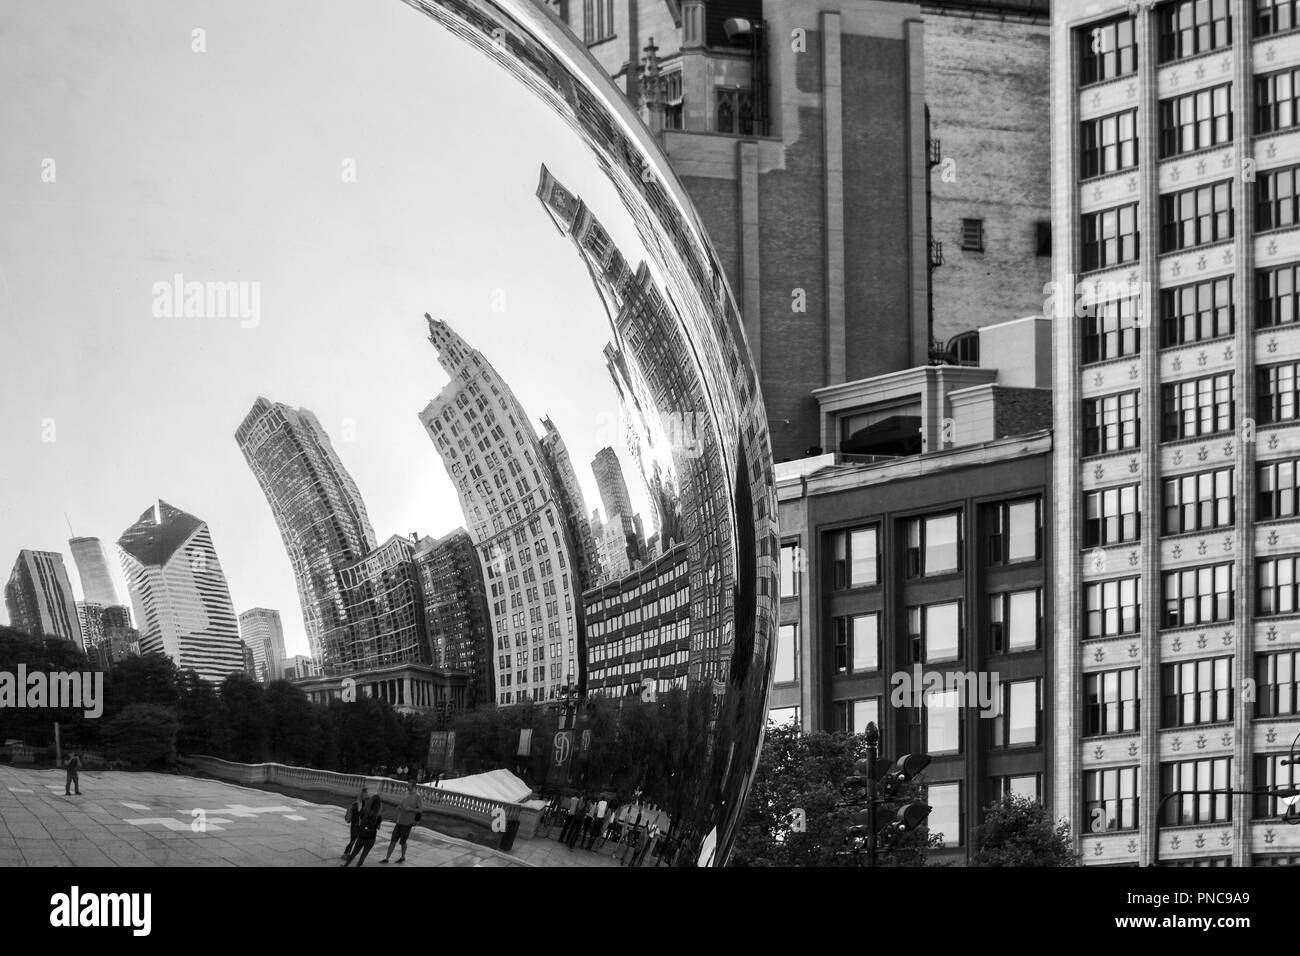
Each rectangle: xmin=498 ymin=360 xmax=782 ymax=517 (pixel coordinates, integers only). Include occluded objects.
xmin=1052 ymin=0 xmax=1300 ymax=866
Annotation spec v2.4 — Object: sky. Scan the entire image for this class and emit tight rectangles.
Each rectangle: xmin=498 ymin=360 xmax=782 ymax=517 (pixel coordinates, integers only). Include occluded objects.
xmin=0 ymin=0 xmax=657 ymax=657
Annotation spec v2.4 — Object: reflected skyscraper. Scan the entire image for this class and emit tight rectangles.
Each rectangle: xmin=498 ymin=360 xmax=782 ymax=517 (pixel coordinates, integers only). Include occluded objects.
xmin=591 ymin=446 xmax=634 ymax=527
xmin=5 ymin=550 xmax=83 ymax=645
xmin=236 ymin=397 xmax=378 ymax=669
xmin=117 ymin=500 xmax=244 ymax=683
xmin=539 ymin=416 xmax=602 ymax=590
xmin=68 ymin=537 xmax=122 ymax=608
xmin=331 ymin=534 xmax=430 ymax=672
xmin=419 ymin=316 xmax=584 ymax=705
xmin=414 ymin=528 xmax=493 ymax=707
xmin=238 ymin=608 xmax=285 ymax=684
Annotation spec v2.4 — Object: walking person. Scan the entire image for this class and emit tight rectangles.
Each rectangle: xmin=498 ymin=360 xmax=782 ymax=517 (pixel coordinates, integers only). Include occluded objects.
xmin=64 ymin=752 xmax=81 ymax=796
xmin=558 ymin=791 xmax=581 ymax=845
xmin=566 ymin=794 xmax=589 ymax=851
xmin=342 ymin=794 xmax=383 ymax=867
xmin=584 ymin=795 xmax=608 ymax=850
xmin=342 ymin=787 xmax=370 ymax=859
xmin=381 ymin=780 xmax=424 ymax=864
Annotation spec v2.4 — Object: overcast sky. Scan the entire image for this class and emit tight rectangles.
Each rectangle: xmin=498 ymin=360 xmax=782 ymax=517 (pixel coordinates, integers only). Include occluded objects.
xmin=0 ymin=0 xmax=657 ymax=657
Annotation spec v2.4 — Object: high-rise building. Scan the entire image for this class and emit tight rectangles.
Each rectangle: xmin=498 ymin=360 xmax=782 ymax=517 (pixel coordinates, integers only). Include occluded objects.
xmin=414 ymin=529 xmax=494 ymax=707
xmin=330 ymin=534 xmax=430 ymax=673
xmin=96 ymin=604 xmax=140 ymax=668
xmin=591 ymin=446 xmax=635 ymax=525
xmin=4 ymin=549 xmax=83 ymax=645
xmin=419 ymin=316 xmax=585 ymax=705
xmin=235 ymin=397 xmax=378 ymax=670
xmin=539 ymin=416 xmax=603 ymax=589
xmin=117 ymin=500 xmax=244 ymax=683
xmin=552 ymin=0 xmax=1051 ymax=460
xmin=238 ymin=608 xmax=286 ymax=684
xmin=68 ymin=537 xmax=122 ymax=607
xmin=1051 ymin=0 xmax=1300 ymax=867
xmin=283 ymin=654 xmax=319 ymax=681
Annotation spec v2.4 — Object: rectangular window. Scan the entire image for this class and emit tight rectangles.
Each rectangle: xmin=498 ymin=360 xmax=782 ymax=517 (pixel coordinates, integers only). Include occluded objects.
xmin=1161 ymin=757 xmax=1232 ymax=824
xmin=988 ymin=498 xmax=1041 ymax=564
xmin=1084 ymin=766 xmax=1140 ymax=831
xmin=1255 ymin=754 xmax=1300 ymax=817
xmin=1085 ymin=484 xmax=1141 ymax=546
xmin=1159 ymin=180 xmax=1234 ymax=252
xmin=1258 ymin=262 xmax=1300 ymax=328
xmin=1086 ymin=667 xmax=1141 ymax=735
xmin=1257 ymin=67 xmax=1300 ymax=134
xmin=926 ymin=782 xmax=962 ymax=847
xmin=1258 ymin=360 xmax=1300 ymax=423
xmin=960 ymin=218 xmax=984 ymax=251
xmin=1161 ymin=276 xmax=1234 ymax=347
xmin=1257 ymin=0 xmax=1300 ymax=36
xmin=1161 ymin=656 xmax=1233 ymax=726
xmin=831 ymin=526 xmax=879 ymax=589
xmin=768 ymin=705 xmax=800 ymax=727
xmin=990 ymin=589 xmax=1042 ymax=653
xmin=910 ymin=601 xmax=962 ymax=664
xmin=834 ymin=697 xmax=881 ymax=735
xmin=925 ymin=688 xmax=962 ymax=754
xmin=1258 ymin=554 xmax=1300 ymax=615
xmin=992 ymin=678 xmax=1041 ymax=748
xmin=1256 ymin=164 xmax=1300 ymax=231
xmin=780 ymin=543 xmax=800 ymax=599
xmin=1258 ymin=457 xmax=1300 ymax=520
xmin=1082 ymin=203 xmax=1140 ymax=270
xmin=775 ymin=623 xmax=798 ymax=684
xmin=715 ymin=88 xmax=755 ymax=136
xmin=1157 ymin=0 xmax=1232 ymax=61
xmin=905 ymin=513 xmax=962 ymax=577
xmin=1082 ymin=109 xmax=1139 ymax=177
xmin=1162 ymin=562 xmax=1235 ymax=627
xmin=994 ymin=774 xmax=1041 ymax=802
xmin=1159 ymin=84 xmax=1232 ymax=157
xmin=1161 ymin=372 xmax=1234 ymax=440
xmin=1079 ymin=17 xmax=1138 ymax=85
xmin=1085 ymin=576 xmax=1142 ymax=637
xmin=843 ymin=613 xmax=879 ymax=672
xmin=1081 ymin=295 xmax=1141 ymax=363
xmin=1161 ymin=467 xmax=1234 ymax=534
xmin=1083 ymin=391 xmax=1140 ymax=455
xmin=1258 ymin=650 xmax=1300 ymax=718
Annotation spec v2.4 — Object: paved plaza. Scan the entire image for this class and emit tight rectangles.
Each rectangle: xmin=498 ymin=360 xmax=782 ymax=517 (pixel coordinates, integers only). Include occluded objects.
xmin=0 ymin=765 xmax=613 ymax=867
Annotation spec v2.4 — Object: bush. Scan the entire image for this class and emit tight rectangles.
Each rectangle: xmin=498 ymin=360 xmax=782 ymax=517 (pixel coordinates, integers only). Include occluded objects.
xmin=102 ymin=704 xmax=179 ymax=769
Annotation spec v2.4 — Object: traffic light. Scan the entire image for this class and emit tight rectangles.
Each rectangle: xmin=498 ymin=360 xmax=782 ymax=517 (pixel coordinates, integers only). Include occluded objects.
xmin=881 ymin=753 xmax=932 ymax=832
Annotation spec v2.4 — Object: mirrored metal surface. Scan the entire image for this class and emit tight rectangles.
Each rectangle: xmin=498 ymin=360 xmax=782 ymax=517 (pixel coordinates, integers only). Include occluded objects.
xmin=0 ymin=0 xmax=776 ymax=867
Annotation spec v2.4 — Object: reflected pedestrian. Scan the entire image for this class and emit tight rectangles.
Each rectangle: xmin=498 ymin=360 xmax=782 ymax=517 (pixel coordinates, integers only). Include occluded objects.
xmin=64 ymin=752 xmax=81 ymax=796
xmin=342 ymin=786 xmax=370 ymax=859
xmin=342 ymin=794 xmax=383 ymax=867
xmin=381 ymin=780 xmax=424 ymax=864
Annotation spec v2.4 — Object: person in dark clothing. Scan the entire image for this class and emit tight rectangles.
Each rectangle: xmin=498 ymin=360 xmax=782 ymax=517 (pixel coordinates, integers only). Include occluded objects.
xmin=64 ymin=753 xmax=81 ymax=796
xmin=342 ymin=786 xmax=370 ymax=859
xmin=342 ymin=794 xmax=383 ymax=867
xmin=566 ymin=796 xmax=589 ymax=850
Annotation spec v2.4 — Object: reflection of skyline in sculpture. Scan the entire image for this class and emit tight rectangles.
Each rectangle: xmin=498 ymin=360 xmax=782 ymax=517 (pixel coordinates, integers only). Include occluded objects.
xmin=538 ymin=417 xmax=603 ymax=592
xmin=68 ymin=537 xmax=122 ymax=608
xmin=235 ymin=398 xmax=378 ymax=670
xmin=414 ymin=528 xmax=494 ymax=708
xmin=420 ymin=316 xmax=584 ymax=705
xmin=329 ymin=533 xmax=430 ymax=673
xmin=4 ymin=549 xmax=84 ymax=645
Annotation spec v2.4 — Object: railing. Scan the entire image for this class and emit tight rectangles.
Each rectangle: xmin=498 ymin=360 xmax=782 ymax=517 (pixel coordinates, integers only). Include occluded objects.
xmin=178 ymin=755 xmax=539 ymax=839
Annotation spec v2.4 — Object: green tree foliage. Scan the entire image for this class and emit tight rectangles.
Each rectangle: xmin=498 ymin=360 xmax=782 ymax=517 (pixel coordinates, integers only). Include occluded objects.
xmin=971 ymin=794 xmax=1078 ymax=867
xmin=102 ymin=703 xmax=178 ymax=769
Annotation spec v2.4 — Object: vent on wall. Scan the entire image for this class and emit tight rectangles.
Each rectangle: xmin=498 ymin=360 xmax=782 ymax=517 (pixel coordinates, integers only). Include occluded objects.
xmin=960 ymin=218 xmax=984 ymax=252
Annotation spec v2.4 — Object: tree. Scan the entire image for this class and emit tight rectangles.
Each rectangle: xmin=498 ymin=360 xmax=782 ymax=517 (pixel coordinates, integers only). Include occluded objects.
xmin=176 ymin=669 xmax=226 ymax=756
xmin=264 ymin=680 xmax=316 ymax=764
xmin=0 ymin=626 xmax=98 ymax=749
xmin=102 ymin=704 xmax=178 ymax=768
xmin=971 ymin=794 xmax=1078 ymax=867
xmin=104 ymin=653 xmax=181 ymax=720
xmin=219 ymin=673 xmax=268 ymax=763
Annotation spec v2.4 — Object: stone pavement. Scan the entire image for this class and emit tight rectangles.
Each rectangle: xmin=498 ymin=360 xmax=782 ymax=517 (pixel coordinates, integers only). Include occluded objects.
xmin=0 ymin=764 xmax=535 ymax=867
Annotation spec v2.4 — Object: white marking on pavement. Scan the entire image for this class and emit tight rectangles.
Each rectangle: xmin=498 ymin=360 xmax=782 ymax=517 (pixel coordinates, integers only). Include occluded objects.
xmin=7 ymin=787 xmax=33 ymax=793
xmin=122 ymin=802 xmax=150 ymax=811
xmin=123 ymin=817 xmax=232 ymax=832
xmin=285 ymin=814 xmax=307 ymax=821
xmin=216 ymin=804 xmax=296 ymax=817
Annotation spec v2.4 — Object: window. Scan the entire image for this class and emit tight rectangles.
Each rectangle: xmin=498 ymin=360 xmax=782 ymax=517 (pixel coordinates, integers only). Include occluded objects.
xmin=994 ymin=774 xmax=1041 ymax=802
xmin=926 ymin=688 xmax=962 ymax=754
xmin=1258 ymin=555 xmax=1300 ymax=615
xmin=834 ymin=613 xmax=880 ymax=673
xmin=1161 ymin=372 xmax=1234 ymax=440
xmin=780 ymin=543 xmax=800 ymax=599
xmin=1159 ymin=181 xmax=1233 ymax=252
xmin=1161 ymin=757 xmax=1232 ymax=824
xmin=1159 ymin=85 xmax=1232 ymax=157
xmin=1258 ymin=262 xmax=1300 ymax=328
xmin=1085 ymin=484 xmax=1141 ymax=546
xmin=926 ymin=782 xmax=962 ymax=847
xmin=1258 ymin=650 xmax=1300 ymax=717
xmin=831 ymin=527 xmax=879 ymax=588
xmin=1082 ymin=203 xmax=1140 ymax=270
xmin=1082 ymin=109 xmax=1139 ymax=177
xmin=1079 ymin=17 xmax=1138 ymax=85
xmin=1257 ymin=68 xmax=1300 ymax=134
xmin=1256 ymin=164 xmax=1300 ymax=231
xmin=1081 ymin=295 xmax=1141 ymax=363
xmin=1157 ymin=0 xmax=1231 ymax=61
xmin=1086 ymin=668 xmax=1141 ymax=735
xmin=1162 ymin=468 xmax=1234 ymax=534
xmin=767 ymin=706 xmax=800 ymax=727
xmin=905 ymin=513 xmax=961 ymax=577
xmin=715 ymin=88 xmax=755 ymax=135
xmin=990 ymin=589 xmax=1042 ymax=653
xmin=960 ymin=218 xmax=984 ymax=251
xmin=1036 ymin=220 xmax=1052 ymax=257
xmin=989 ymin=498 xmax=1041 ymax=564
xmin=1083 ymin=391 xmax=1140 ymax=455
xmin=1258 ymin=457 xmax=1300 ymax=519
xmin=1257 ymin=0 xmax=1300 ymax=36
xmin=1085 ymin=577 xmax=1142 ymax=637
xmin=1162 ymin=562 xmax=1234 ymax=627
xmin=1161 ymin=656 xmax=1233 ymax=726
xmin=1254 ymin=754 xmax=1300 ymax=817
xmin=774 ymin=623 xmax=798 ymax=684
xmin=910 ymin=602 xmax=962 ymax=663
xmin=992 ymin=679 xmax=1040 ymax=748
xmin=1258 ymin=360 xmax=1300 ymax=423
xmin=1085 ymin=766 xmax=1140 ymax=831
xmin=834 ymin=697 xmax=881 ymax=735
xmin=1161 ymin=276 xmax=1234 ymax=346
